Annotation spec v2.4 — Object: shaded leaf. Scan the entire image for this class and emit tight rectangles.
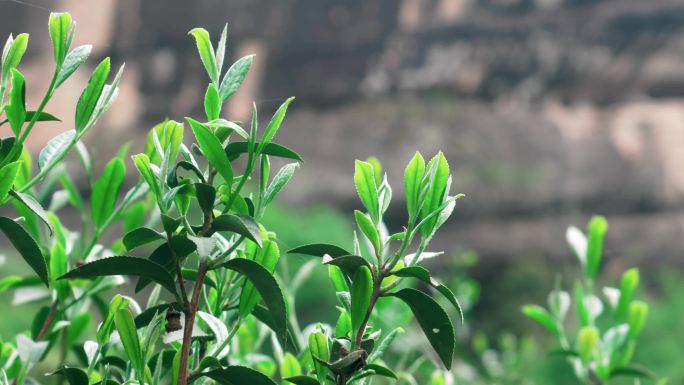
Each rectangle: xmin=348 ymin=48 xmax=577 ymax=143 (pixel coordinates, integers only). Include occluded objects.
xmin=390 ymin=288 xmax=455 ymax=369
xmin=392 ymin=266 xmax=464 ymax=324
xmin=59 ymin=256 xmax=177 ymax=295
xmin=287 ymin=243 xmax=351 ymax=258
xmin=211 ymin=214 xmax=262 ymax=246
xmin=0 ymin=217 xmax=48 ymax=286
xmin=91 ymin=158 xmax=126 ymax=228
xmin=226 ymin=141 xmax=303 ymax=162
xmin=49 ymin=366 xmax=88 ymax=385
xmin=123 ymin=227 xmax=165 ymax=251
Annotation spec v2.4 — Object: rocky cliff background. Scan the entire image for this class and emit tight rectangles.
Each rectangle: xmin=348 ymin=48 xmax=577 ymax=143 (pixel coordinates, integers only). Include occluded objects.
xmin=2 ymin=0 xmax=684 ymax=277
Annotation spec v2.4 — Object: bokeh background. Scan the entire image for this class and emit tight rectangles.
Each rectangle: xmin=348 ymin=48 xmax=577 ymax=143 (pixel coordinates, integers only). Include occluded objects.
xmin=2 ymin=0 xmax=684 ymax=382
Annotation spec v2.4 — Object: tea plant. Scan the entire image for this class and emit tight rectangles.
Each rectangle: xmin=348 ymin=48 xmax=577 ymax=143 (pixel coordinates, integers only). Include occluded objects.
xmin=286 ymin=154 xmax=464 ymax=384
xmin=0 ymin=12 xmax=129 ymax=385
xmin=522 ymin=217 xmax=667 ymax=385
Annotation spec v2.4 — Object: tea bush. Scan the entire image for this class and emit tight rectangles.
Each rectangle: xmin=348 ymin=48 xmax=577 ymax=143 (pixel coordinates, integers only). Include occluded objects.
xmin=0 ymin=12 xmax=669 ymax=385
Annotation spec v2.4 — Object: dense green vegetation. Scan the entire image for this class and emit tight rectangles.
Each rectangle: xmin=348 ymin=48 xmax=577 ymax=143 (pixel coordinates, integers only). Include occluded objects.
xmin=0 ymin=12 xmax=679 ymax=385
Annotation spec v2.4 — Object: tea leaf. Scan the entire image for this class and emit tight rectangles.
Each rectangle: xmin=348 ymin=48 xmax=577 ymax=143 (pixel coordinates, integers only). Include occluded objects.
xmin=97 ymin=294 xmax=130 ymax=344
xmin=1 ymin=33 xmax=28 ymax=82
xmin=0 ymin=217 xmax=48 ymax=286
xmin=390 ymin=288 xmax=456 ymax=369
xmin=0 ymin=161 xmax=21 ymax=202
xmin=91 ymin=157 xmax=126 ymax=228
xmin=288 ymin=243 xmax=351 ymax=258
xmin=114 ymin=308 xmax=144 ymax=375
xmin=59 ymin=256 xmax=177 ymax=295
xmin=55 ymin=45 xmax=91 ymax=87
xmin=586 ymin=215 xmax=607 ymax=280
xmin=49 ymin=367 xmax=88 ymax=385
xmin=219 ymin=54 xmax=254 ymax=101
xmin=354 ymin=210 xmax=381 ymax=256
xmin=354 ymin=160 xmax=379 ymax=223
xmin=351 ymin=266 xmax=373 ymax=343
xmin=215 ymin=24 xmax=228 ymax=75
xmin=308 ymin=330 xmax=329 ymax=383
xmin=189 ymin=28 xmax=218 ymax=84
xmin=9 ymin=190 xmax=53 ymax=235
xmin=257 ymin=97 xmax=295 ymax=154
xmin=404 ymin=152 xmax=425 ymax=220
xmin=578 ymin=326 xmax=599 ymax=363
xmin=220 ymin=258 xmax=287 ymax=344
xmin=212 ymin=214 xmax=262 ymax=246
xmin=204 ymin=83 xmax=221 ymax=121
xmin=132 ymin=154 xmax=163 ymax=207
xmin=75 ymin=58 xmax=110 ymax=132
xmin=263 ymin=163 xmax=298 ymax=207
xmin=522 ymin=305 xmax=560 ymax=336
xmin=420 ymin=152 xmax=450 ymax=238
xmin=226 ymin=141 xmax=303 ymax=162
xmin=187 ymin=117 xmax=233 ymax=183
xmin=283 ymin=375 xmax=319 ymax=385
xmin=392 ymin=266 xmax=464 ymax=324
xmin=6 ymin=69 xmax=26 ymax=136
xmin=239 ymin=239 xmax=280 ymax=318
xmin=203 ymin=365 xmax=277 ymax=385
xmin=48 ymin=12 xmax=73 ymax=65
xmin=616 ymin=268 xmax=639 ymax=321
xmin=123 ymin=227 xmax=165 ymax=251
xmin=281 ymin=352 xmax=301 ymax=378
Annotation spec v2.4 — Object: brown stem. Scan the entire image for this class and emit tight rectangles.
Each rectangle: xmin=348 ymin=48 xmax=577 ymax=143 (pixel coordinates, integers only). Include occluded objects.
xmin=177 ymin=261 xmax=208 ymax=385
xmin=36 ymin=301 xmax=58 ymax=341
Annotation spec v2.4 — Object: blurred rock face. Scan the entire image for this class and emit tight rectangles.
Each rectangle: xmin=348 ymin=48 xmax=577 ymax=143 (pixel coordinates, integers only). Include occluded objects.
xmin=3 ymin=0 xmax=684 ymax=265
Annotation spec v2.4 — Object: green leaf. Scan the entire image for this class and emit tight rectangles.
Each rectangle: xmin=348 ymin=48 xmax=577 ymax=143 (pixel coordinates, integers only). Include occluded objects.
xmin=132 ymin=154 xmax=163 ymax=207
xmin=308 ymin=330 xmax=329 ymax=383
xmin=226 ymin=141 xmax=303 ymax=162
xmin=263 ymin=163 xmax=298 ymax=207
xmin=91 ymin=157 xmax=126 ymax=228
xmin=239 ymin=239 xmax=280 ymax=318
xmin=49 ymin=367 xmax=88 ymax=385
xmin=9 ymin=190 xmax=48 ymax=230
xmin=323 ymin=255 xmax=371 ymax=278
xmin=97 ymin=294 xmax=130 ymax=344
xmin=0 ymin=217 xmax=48 ymax=286
xmin=188 ymin=28 xmax=218 ymax=84
xmin=328 ymin=265 xmax=349 ymax=293
xmin=354 ymin=160 xmax=380 ymax=223
xmin=522 ymin=305 xmax=560 ymax=336
xmin=288 ymin=243 xmax=351 ymax=258
xmin=0 ymin=161 xmax=21 ymax=202
xmin=577 ymin=326 xmax=599 ymax=363
xmin=283 ymin=375 xmax=319 ymax=385
xmin=187 ymin=117 xmax=233 ymax=183
xmin=24 ymin=110 xmax=61 ymax=123
xmin=368 ymin=327 xmax=404 ymax=362
xmin=392 ymin=266 xmax=464 ymax=324
xmin=610 ymin=365 xmax=657 ymax=380
xmin=204 ymin=83 xmax=221 ymax=121
xmin=114 ymin=308 xmax=144 ymax=375
xmin=212 ymin=214 xmax=262 ymax=246
xmin=6 ymin=69 xmax=26 ymax=136
xmin=39 ymin=130 xmax=76 ymax=170
xmin=59 ymin=256 xmax=177 ymax=295
xmin=404 ymin=152 xmax=425 ymax=220
xmin=586 ymin=215 xmax=608 ymax=279
xmin=627 ymin=301 xmax=648 ymax=339
xmin=391 ymin=288 xmax=456 ymax=369
xmin=215 ymin=24 xmax=228 ymax=75
xmin=50 ymin=242 xmax=69 ymax=300
xmin=219 ymin=54 xmax=254 ymax=101
xmin=48 ymin=12 xmax=73 ymax=65
xmin=220 ymin=258 xmax=287 ymax=344
xmin=1 ymin=33 xmax=28 ymax=82
xmin=366 ymin=363 xmax=396 ymax=379
xmin=354 ymin=210 xmax=381 ymax=256
xmin=351 ymin=266 xmax=373 ymax=343
xmin=75 ymin=58 xmax=110 ymax=132
xmin=55 ymin=45 xmax=91 ymax=87
xmin=203 ymin=366 xmax=277 ymax=385
xmin=257 ymin=97 xmax=295 ymax=153
xmin=123 ymin=227 xmax=165 ymax=251
xmin=616 ymin=268 xmax=639 ymax=321
xmin=281 ymin=352 xmax=302 ymax=378
xmin=420 ymin=152 xmax=450 ymax=238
